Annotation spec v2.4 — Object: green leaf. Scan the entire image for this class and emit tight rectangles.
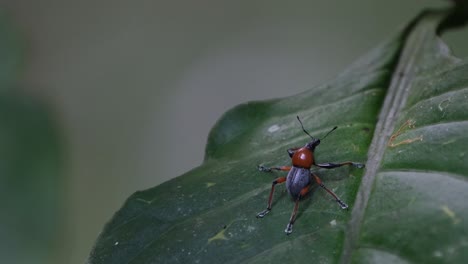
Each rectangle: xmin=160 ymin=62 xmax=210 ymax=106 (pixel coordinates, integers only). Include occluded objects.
xmin=88 ymin=8 xmax=468 ymax=264
xmin=0 ymin=14 xmax=63 ymax=264
xmin=349 ymin=10 xmax=468 ymax=264
xmin=0 ymin=93 xmax=63 ymax=264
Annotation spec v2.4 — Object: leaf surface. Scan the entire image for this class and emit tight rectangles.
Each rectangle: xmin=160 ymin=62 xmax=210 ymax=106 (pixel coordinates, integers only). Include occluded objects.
xmin=88 ymin=8 xmax=468 ymax=264
xmin=349 ymin=10 xmax=468 ymax=264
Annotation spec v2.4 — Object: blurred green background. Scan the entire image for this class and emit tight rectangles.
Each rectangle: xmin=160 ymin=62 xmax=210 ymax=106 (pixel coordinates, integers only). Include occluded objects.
xmin=1 ymin=0 xmax=467 ymax=263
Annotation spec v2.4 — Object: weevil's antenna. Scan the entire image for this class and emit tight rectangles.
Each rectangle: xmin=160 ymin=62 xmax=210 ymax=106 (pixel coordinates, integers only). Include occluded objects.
xmin=297 ymin=116 xmax=338 ymax=141
xmin=321 ymin=126 xmax=338 ymax=140
xmin=296 ymin=116 xmax=315 ymax=139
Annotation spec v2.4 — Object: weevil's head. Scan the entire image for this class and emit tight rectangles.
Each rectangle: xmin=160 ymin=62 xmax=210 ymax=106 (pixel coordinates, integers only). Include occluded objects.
xmin=305 ymin=138 xmax=321 ymax=150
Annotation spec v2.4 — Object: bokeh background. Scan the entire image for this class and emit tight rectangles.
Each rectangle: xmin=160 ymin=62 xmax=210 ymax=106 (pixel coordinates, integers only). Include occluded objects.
xmin=1 ymin=0 xmax=467 ymax=263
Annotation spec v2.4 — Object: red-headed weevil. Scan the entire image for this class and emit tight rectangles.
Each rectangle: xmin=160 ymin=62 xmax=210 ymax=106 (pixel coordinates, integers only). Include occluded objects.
xmin=256 ymin=116 xmax=365 ymax=234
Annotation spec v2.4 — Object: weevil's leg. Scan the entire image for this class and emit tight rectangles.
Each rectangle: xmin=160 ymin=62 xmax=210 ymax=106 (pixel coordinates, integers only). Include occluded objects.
xmin=315 ymin=161 xmax=365 ymax=169
xmin=285 ymin=185 xmax=311 ymax=235
xmin=258 ymin=165 xmax=291 ymax=172
xmin=257 ymin=147 xmax=298 ymax=172
xmin=312 ymin=173 xmax=348 ymax=209
xmin=256 ymin=177 xmax=286 ymax=218
xmin=287 ymin=147 xmax=300 ymax=158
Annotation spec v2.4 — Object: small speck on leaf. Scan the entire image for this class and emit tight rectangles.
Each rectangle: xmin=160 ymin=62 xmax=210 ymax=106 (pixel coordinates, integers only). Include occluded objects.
xmin=268 ymin=124 xmax=280 ymax=133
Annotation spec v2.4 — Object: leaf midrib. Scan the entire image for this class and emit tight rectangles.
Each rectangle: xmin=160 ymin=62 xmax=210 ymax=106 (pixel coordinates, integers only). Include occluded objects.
xmin=339 ymin=11 xmax=444 ymax=264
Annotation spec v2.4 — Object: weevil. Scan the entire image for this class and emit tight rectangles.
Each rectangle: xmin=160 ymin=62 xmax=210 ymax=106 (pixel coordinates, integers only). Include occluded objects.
xmin=256 ymin=116 xmax=365 ymax=234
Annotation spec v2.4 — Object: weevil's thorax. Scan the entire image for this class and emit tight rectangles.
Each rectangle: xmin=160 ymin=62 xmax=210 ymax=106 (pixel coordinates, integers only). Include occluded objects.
xmin=291 ymin=147 xmax=314 ymax=169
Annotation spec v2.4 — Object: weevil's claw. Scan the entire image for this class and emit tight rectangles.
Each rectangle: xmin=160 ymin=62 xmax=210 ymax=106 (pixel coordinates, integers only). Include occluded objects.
xmin=352 ymin=162 xmax=365 ymax=169
xmin=256 ymin=209 xmax=270 ymax=218
xmin=337 ymin=199 xmax=349 ymax=210
xmin=285 ymin=223 xmax=293 ymax=235
xmin=257 ymin=165 xmax=272 ymax=172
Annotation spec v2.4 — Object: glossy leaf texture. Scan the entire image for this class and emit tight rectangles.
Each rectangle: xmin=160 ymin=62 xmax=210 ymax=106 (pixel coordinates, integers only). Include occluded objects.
xmin=0 ymin=14 xmax=63 ymax=264
xmin=352 ymin=11 xmax=468 ymax=264
xmin=88 ymin=8 xmax=467 ymax=264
